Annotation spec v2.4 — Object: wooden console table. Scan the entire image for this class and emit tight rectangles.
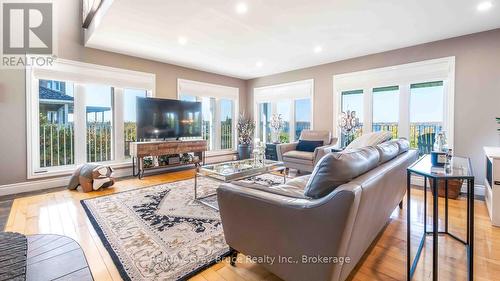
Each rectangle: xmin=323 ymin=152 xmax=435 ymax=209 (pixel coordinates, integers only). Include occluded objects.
xmin=130 ymin=140 xmax=207 ymax=179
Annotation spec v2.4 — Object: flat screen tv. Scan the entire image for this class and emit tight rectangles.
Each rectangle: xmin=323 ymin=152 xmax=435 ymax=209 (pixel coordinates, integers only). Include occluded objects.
xmin=136 ymin=97 xmax=202 ymax=140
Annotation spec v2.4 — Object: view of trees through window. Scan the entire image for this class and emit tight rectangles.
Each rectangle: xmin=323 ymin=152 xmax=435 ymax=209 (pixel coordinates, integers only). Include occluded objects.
xmin=372 ymin=86 xmax=399 ymax=139
xmin=339 ymin=81 xmax=445 ymax=153
xmin=180 ymin=94 xmax=235 ymax=151
xmin=294 ymin=99 xmax=311 ymax=140
xmin=257 ymin=98 xmax=311 ymax=143
xmin=410 ymin=81 xmax=444 ymax=152
xmin=38 ymin=79 xmax=148 ymax=168
xmin=341 ymin=90 xmax=364 ymax=147
xmin=38 ymin=80 xmax=75 ymax=168
xmin=123 ymin=89 xmax=148 ymax=157
xmin=85 ymin=84 xmax=113 ymax=163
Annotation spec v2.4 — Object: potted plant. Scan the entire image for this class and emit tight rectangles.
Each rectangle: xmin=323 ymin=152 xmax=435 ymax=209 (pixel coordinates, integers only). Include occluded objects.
xmin=237 ymin=114 xmax=255 ymax=160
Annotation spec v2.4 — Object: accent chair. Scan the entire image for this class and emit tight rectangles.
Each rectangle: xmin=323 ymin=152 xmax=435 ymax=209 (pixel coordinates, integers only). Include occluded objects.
xmin=276 ymin=130 xmax=337 ymax=173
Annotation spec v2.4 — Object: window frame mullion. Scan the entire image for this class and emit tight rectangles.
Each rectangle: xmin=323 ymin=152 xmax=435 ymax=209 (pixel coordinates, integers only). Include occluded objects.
xmin=113 ymin=87 xmax=125 ymax=162
xmin=73 ymin=83 xmax=87 ymax=165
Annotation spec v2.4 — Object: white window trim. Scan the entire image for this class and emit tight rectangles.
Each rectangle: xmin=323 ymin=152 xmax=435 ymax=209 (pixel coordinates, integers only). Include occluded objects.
xmin=333 ymin=57 xmax=455 ymax=148
xmin=177 ymin=79 xmax=239 ymax=151
xmin=26 ymin=57 xmax=156 ymax=179
xmin=253 ymin=79 xmax=314 ymax=143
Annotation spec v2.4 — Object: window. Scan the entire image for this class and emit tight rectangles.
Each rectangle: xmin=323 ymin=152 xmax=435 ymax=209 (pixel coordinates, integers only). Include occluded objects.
xmin=341 ymin=90 xmax=364 ymax=146
xmin=85 ymin=85 xmax=113 ymax=163
xmin=122 ymin=89 xmax=147 ymax=158
xmin=254 ymin=79 xmax=313 ymax=143
xmin=372 ymin=86 xmax=399 ymax=139
xmin=334 ymin=57 xmax=454 ymax=153
xmin=294 ymin=99 xmax=311 ymax=140
xmin=27 ymin=59 xmax=155 ymax=178
xmin=178 ymin=79 xmax=239 ymax=151
xmin=220 ymin=99 xmax=234 ymax=150
xmin=276 ymin=101 xmax=291 ymax=143
xmin=39 ymin=80 xmax=75 ymax=168
xmin=410 ymin=81 xmax=444 ymax=152
xmin=257 ymin=102 xmax=272 ymax=143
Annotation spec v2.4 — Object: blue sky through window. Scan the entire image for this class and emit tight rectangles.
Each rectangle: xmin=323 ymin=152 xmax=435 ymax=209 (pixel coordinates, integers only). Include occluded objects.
xmin=295 ymin=99 xmax=311 ymax=122
xmin=341 ymin=84 xmax=444 ymax=123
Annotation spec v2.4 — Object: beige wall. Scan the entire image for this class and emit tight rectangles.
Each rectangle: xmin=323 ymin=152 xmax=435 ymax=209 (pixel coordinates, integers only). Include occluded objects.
xmin=0 ymin=0 xmax=246 ymax=185
xmin=247 ymin=29 xmax=500 ymax=184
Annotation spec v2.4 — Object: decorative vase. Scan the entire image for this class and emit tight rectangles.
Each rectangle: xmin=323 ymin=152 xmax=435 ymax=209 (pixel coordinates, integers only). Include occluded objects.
xmin=237 ymin=144 xmax=252 ymax=160
xmin=271 ymin=131 xmax=280 ymax=144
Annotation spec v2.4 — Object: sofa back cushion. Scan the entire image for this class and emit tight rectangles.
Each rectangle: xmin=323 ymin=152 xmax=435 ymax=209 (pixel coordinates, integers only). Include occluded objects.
xmin=304 ymin=147 xmax=380 ymax=198
xmin=299 ymin=130 xmax=332 ymax=145
xmin=375 ymin=141 xmax=400 ymax=164
xmin=345 ymin=131 xmax=393 ymax=150
xmin=296 ymin=140 xmax=324 ymax=152
xmin=396 ymin=138 xmax=410 ymax=154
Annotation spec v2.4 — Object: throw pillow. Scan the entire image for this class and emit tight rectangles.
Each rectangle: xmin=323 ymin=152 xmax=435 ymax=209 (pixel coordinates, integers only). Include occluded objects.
xmin=296 ymin=140 xmax=323 ymax=152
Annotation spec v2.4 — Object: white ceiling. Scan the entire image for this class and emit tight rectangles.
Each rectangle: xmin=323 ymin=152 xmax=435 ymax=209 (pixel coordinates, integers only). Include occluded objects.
xmin=85 ymin=0 xmax=500 ymax=79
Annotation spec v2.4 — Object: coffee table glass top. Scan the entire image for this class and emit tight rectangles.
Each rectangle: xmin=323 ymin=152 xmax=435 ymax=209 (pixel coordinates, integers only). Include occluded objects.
xmin=198 ymin=159 xmax=284 ymax=181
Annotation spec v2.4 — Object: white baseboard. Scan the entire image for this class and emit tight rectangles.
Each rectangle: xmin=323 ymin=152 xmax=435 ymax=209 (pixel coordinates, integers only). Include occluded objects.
xmin=411 ymin=175 xmax=485 ymax=197
xmin=0 ymin=176 xmax=71 ymax=197
xmin=0 ymin=167 xmax=134 ymax=197
xmin=0 ymin=153 xmax=230 ymax=197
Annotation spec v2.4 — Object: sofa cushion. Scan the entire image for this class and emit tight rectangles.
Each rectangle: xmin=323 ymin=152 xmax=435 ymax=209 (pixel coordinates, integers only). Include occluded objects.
xmin=283 ymin=150 xmax=314 ymax=161
xmin=296 ymin=140 xmax=324 ymax=152
xmin=375 ymin=141 xmax=400 ymax=164
xmin=396 ymin=138 xmax=410 ymax=154
xmin=345 ymin=131 xmax=393 ymax=150
xmin=285 ymin=175 xmax=310 ymax=189
xmin=299 ymin=130 xmax=332 ymax=145
xmin=304 ymin=147 xmax=380 ymax=199
xmin=230 ymin=180 xmax=308 ymax=199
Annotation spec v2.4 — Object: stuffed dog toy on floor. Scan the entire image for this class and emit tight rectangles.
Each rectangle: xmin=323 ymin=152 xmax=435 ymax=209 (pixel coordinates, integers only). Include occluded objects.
xmin=67 ymin=164 xmax=115 ymax=192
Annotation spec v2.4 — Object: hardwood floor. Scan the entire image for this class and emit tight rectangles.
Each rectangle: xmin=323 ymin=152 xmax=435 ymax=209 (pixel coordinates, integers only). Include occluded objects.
xmin=4 ymin=169 xmax=500 ymax=281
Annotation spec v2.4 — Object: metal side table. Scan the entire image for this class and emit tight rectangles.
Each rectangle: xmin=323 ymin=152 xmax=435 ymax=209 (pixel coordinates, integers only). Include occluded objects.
xmin=407 ymin=155 xmax=474 ymax=281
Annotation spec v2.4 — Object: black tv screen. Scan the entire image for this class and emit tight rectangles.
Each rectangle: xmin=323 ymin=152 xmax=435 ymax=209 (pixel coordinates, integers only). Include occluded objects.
xmin=136 ymin=97 xmax=202 ymax=140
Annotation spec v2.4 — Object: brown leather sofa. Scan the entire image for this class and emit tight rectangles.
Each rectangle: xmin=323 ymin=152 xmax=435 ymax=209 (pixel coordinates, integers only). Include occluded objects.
xmin=217 ymin=139 xmax=418 ymax=281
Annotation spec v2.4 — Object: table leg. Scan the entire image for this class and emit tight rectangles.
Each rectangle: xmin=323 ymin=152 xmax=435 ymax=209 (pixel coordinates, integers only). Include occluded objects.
xmin=424 ymin=176 xmax=427 ymax=233
xmin=445 ymin=179 xmax=449 ymax=233
xmin=194 ymin=172 xmax=198 ymax=199
xmin=468 ymin=178 xmax=474 ymax=281
xmin=467 ymin=180 xmax=470 ymax=244
xmin=432 ymin=177 xmax=438 ymax=281
xmin=407 ymin=171 xmax=411 ymax=281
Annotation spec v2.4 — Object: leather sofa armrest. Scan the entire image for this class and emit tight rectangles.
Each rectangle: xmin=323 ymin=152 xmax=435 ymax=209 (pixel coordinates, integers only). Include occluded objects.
xmin=217 ymin=184 xmax=356 ymax=281
xmin=276 ymin=142 xmax=298 ymax=161
xmin=313 ymin=143 xmax=338 ymax=165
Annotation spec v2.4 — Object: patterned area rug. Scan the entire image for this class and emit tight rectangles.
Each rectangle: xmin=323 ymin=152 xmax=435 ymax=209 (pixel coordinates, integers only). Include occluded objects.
xmin=81 ymin=173 xmax=285 ymax=281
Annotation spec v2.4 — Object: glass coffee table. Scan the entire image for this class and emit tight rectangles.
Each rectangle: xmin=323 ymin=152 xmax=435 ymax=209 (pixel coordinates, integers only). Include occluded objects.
xmin=194 ymin=159 xmax=286 ymax=210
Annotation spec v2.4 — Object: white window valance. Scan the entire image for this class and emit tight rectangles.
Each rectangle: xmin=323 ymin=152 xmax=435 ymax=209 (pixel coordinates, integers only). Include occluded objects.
xmin=29 ymin=58 xmax=156 ymax=91
xmin=177 ymin=79 xmax=239 ymax=100
xmin=254 ymin=79 xmax=313 ymax=103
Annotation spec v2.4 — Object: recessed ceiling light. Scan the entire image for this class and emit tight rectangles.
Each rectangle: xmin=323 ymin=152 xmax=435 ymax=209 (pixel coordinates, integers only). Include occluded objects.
xmin=256 ymin=61 xmax=263 ymax=67
xmin=314 ymin=46 xmax=323 ymax=53
xmin=235 ymin=2 xmax=248 ymax=14
xmin=178 ymin=36 xmax=188 ymax=45
xmin=477 ymin=1 xmax=493 ymax=11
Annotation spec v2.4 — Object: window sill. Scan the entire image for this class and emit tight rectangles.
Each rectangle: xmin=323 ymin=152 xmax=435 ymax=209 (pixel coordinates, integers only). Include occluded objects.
xmin=29 ymin=160 xmax=134 ymax=180
xmin=205 ymin=150 xmax=237 ymax=157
